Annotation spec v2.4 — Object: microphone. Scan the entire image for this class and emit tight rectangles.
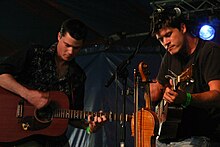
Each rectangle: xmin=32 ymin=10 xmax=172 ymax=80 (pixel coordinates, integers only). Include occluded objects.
xmin=107 ymin=32 xmax=127 ymax=44
xmin=155 ymin=7 xmax=181 ymax=18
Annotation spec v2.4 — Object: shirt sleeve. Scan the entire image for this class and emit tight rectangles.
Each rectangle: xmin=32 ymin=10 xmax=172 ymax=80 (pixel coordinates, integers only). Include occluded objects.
xmin=0 ymin=47 xmax=32 ymax=76
xmin=202 ymin=43 xmax=220 ymax=83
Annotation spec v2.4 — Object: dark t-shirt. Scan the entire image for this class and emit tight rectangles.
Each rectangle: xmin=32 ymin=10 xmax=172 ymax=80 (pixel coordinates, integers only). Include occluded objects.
xmin=157 ymin=39 xmax=220 ymax=141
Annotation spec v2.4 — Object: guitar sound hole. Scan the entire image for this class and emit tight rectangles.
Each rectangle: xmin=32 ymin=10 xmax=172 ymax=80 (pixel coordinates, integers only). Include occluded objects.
xmin=35 ymin=106 xmax=53 ymax=123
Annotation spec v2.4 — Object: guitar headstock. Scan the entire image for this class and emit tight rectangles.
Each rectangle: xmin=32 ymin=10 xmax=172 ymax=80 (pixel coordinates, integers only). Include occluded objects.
xmin=177 ymin=65 xmax=193 ymax=83
xmin=166 ymin=65 xmax=194 ymax=91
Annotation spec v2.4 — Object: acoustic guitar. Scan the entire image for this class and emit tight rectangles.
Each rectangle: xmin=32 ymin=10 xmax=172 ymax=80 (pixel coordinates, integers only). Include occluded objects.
xmin=156 ymin=65 xmax=193 ymax=141
xmin=0 ymin=87 xmax=132 ymax=143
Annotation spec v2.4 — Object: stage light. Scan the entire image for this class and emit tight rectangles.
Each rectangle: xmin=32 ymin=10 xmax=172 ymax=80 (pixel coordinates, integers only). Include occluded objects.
xmin=199 ymin=24 xmax=215 ymax=40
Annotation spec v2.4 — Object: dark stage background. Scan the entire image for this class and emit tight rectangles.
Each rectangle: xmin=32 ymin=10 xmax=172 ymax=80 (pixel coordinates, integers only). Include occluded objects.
xmin=67 ymin=44 xmax=162 ymax=147
xmin=1 ymin=0 xmax=220 ymax=147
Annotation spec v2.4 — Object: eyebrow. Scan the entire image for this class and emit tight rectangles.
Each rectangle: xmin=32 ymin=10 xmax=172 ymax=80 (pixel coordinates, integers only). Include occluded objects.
xmin=63 ymin=40 xmax=82 ymax=49
xmin=164 ymin=31 xmax=172 ymax=37
xmin=157 ymin=31 xmax=172 ymax=40
xmin=63 ymin=41 xmax=71 ymax=47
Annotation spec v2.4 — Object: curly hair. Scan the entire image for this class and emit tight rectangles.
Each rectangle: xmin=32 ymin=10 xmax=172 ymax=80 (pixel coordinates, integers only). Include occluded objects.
xmin=151 ymin=7 xmax=195 ymax=36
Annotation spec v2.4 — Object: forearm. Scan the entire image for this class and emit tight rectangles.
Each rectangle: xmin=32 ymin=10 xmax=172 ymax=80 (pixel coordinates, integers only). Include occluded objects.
xmin=0 ymin=73 xmax=29 ymax=98
xmin=191 ymin=90 xmax=220 ymax=108
xmin=0 ymin=73 xmax=50 ymax=109
xmin=189 ymin=80 xmax=220 ymax=108
xmin=150 ymin=81 xmax=164 ymax=104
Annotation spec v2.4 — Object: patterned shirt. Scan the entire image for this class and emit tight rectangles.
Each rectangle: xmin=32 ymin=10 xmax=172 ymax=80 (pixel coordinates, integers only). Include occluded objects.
xmin=0 ymin=43 xmax=86 ymax=110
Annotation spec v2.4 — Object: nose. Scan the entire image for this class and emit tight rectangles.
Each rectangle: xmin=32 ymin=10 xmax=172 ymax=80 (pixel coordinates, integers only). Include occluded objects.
xmin=67 ymin=47 xmax=74 ymax=55
xmin=163 ymin=37 xmax=170 ymax=49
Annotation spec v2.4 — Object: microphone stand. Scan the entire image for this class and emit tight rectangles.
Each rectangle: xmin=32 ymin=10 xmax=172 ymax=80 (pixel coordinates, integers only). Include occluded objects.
xmin=105 ymin=30 xmax=153 ymax=88
xmin=119 ymin=67 xmax=128 ymax=147
xmin=105 ymin=31 xmax=152 ymax=147
xmin=105 ymin=44 xmax=138 ymax=147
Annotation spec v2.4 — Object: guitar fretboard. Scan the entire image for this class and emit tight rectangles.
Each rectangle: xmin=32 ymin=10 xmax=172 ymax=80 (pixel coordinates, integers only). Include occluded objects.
xmin=53 ymin=109 xmax=132 ymax=122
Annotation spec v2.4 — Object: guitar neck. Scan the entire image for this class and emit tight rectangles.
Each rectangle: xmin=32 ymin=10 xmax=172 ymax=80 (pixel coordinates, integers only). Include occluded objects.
xmin=53 ymin=109 xmax=132 ymax=122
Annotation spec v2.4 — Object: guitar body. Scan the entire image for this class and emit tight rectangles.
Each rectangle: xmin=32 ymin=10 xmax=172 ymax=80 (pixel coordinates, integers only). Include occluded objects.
xmin=0 ymin=87 xmax=69 ymax=143
xmin=156 ymin=102 xmax=183 ymax=141
xmin=156 ymin=65 xmax=193 ymax=141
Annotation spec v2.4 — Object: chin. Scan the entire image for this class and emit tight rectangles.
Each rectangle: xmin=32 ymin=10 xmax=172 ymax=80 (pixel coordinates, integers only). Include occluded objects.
xmin=169 ymin=49 xmax=179 ymax=55
xmin=66 ymin=57 xmax=74 ymax=61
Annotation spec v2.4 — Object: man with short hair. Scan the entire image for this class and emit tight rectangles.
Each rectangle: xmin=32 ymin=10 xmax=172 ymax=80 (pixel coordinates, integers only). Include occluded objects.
xmin=0 ymin=19 xmax=106 ymax=146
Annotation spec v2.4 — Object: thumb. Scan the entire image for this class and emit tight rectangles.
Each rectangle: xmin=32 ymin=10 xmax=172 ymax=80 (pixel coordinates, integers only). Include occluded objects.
xmin=169 ymin=79 xmax=173 ymax=86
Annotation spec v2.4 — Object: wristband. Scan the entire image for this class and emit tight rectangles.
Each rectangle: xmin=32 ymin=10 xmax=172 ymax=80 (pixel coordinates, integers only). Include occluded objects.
xmin=182 ymin=92 xmax=192 ymax=108
xmin=86 ymin=126 xmax=91 ymax=134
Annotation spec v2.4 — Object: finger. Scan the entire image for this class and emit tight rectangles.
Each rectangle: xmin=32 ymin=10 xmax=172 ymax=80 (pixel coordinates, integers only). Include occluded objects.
xmin=97 ymin=117 xmax=102 ymax=123
xmin=43 ymin=91 xmax=50 ymax=99
xmin=162 ymin=99 xmax=168 ymax=106
xmin=91 ymin=116 xmax=95 ymax=121
xmin=98 ymin=110 xmax=107 ymax=121
xmin=91 ymin=116 xmax=98 ymax=122
xmin=44 ymin=98 xmax=51 ymax=107
xmin=163 ymin=92 xmax=173 ymax=103
xmin=101 ymin=115 xmax=107 ymax=121
xmin=88 ymin=115 xmax=91 ymax=122
xmin=163 ymin=97 xmax=172 ymax=103
xmin=169 ymin=79 xmax=173 ymax=86
xmin=88 ymin=115 xmax=94 ymax=122
xmin=163 ymin=96 xmax=170 ymax=103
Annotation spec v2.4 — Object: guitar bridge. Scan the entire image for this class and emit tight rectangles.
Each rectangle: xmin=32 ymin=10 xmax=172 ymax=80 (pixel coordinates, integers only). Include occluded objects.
xmin=16 ymin=99 xmax=24 ymax=118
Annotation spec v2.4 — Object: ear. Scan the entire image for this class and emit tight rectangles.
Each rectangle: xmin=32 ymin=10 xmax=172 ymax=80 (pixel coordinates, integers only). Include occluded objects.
xmin=58 ymin=32 xmax=62 ymax=41
xmin=180 ymin=23 xmax=187 ymax=33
